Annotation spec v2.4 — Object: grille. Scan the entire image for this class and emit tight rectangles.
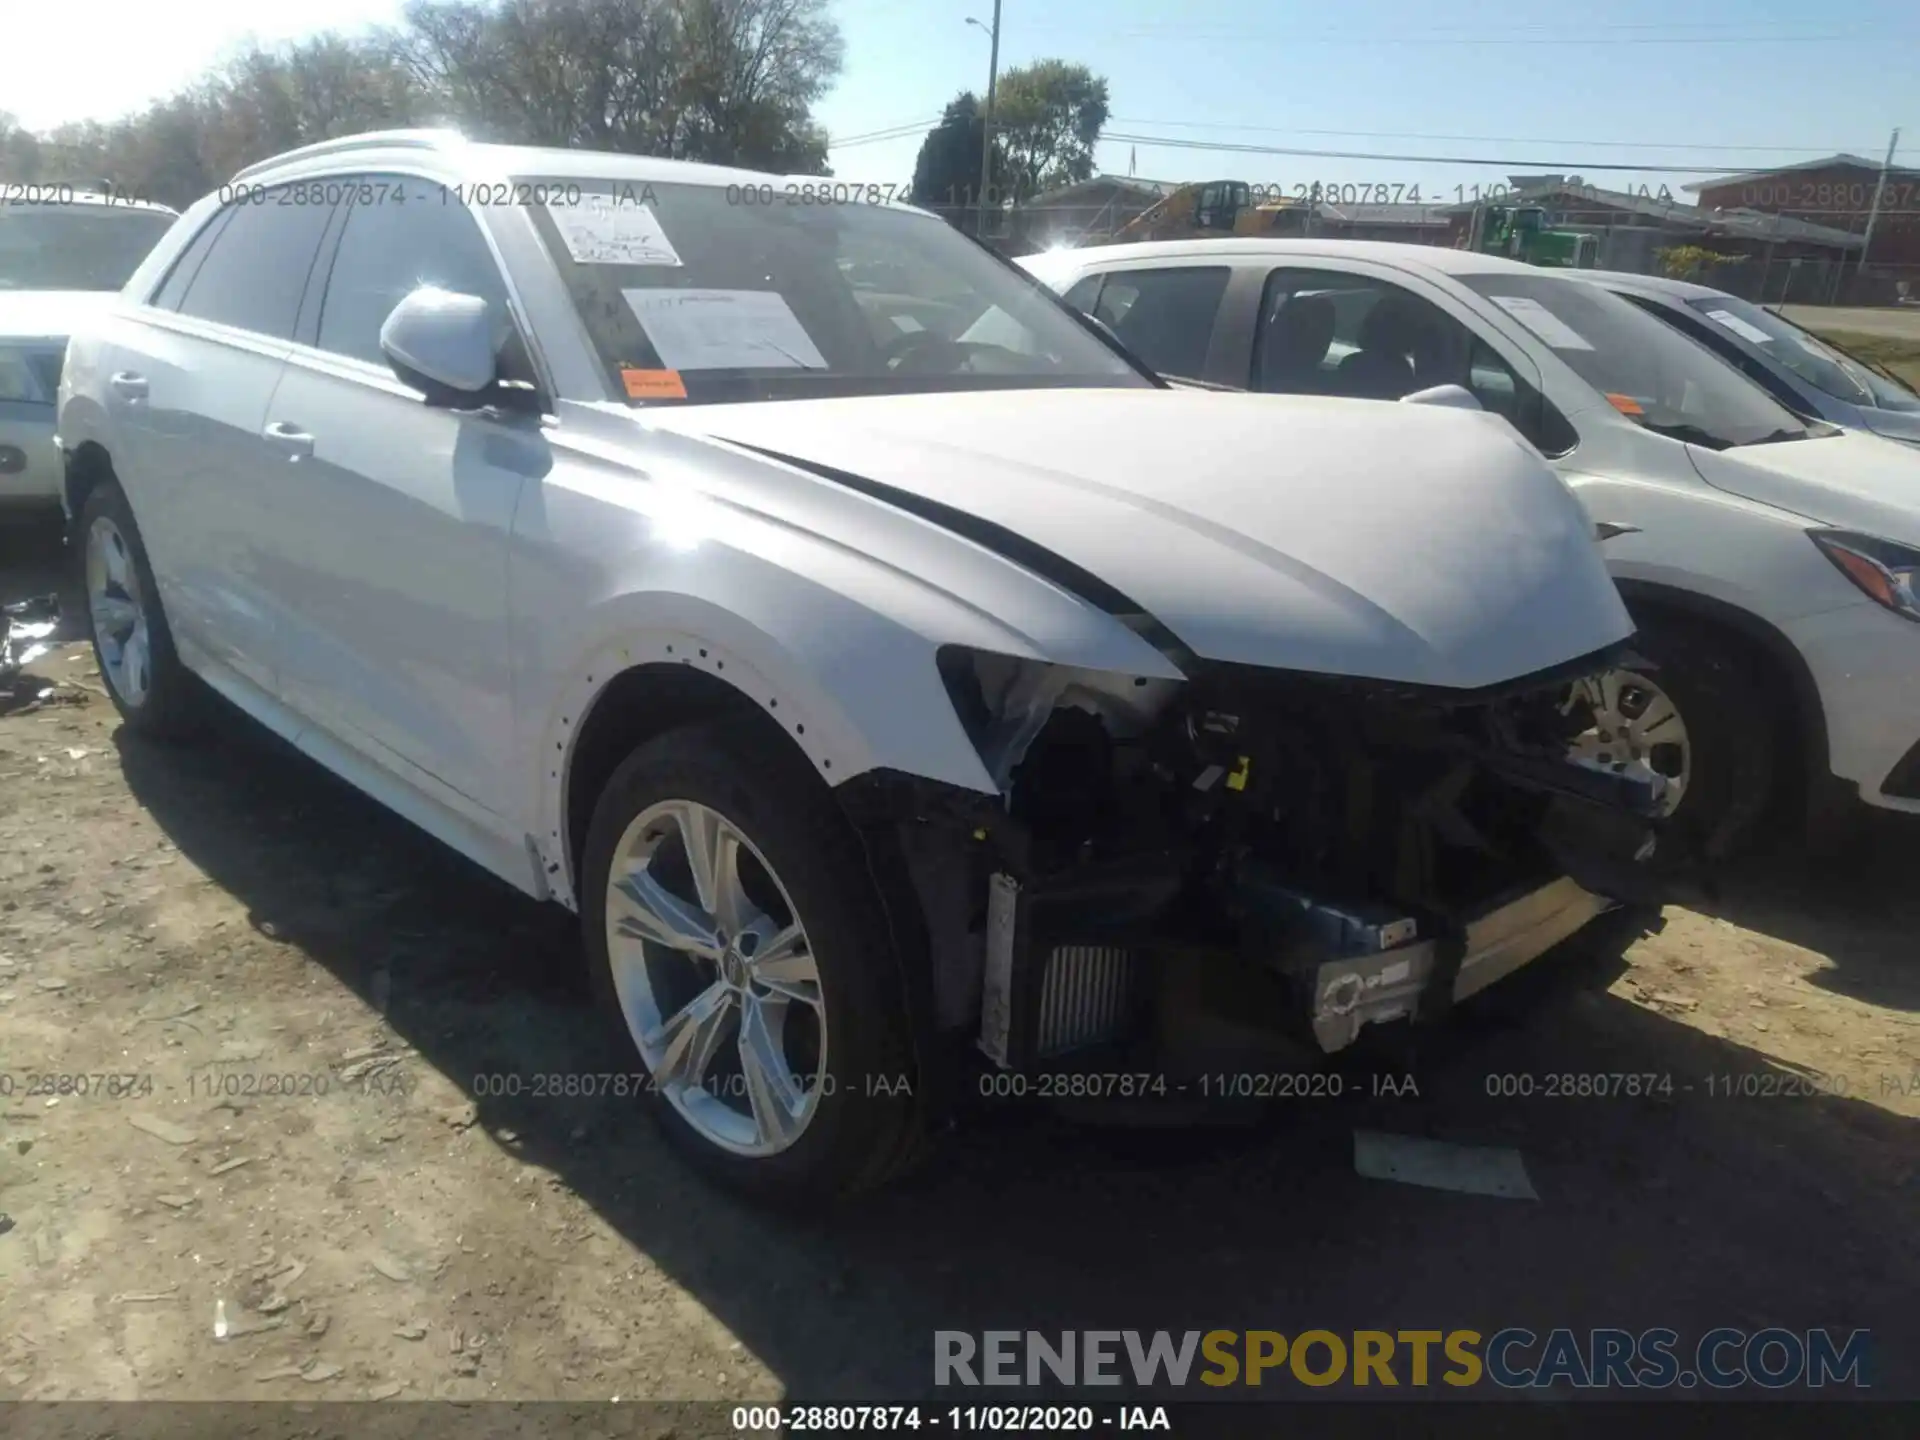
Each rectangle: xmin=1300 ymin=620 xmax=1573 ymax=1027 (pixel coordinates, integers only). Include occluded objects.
xmin=1035 ymin=945 xmax=1136 ymax=1058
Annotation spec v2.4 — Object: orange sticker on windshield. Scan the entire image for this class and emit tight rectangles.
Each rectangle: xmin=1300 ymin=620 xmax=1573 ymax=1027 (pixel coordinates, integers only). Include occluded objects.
xmin=1604 ymin=392 xmax=1645 ymax=416
xmin=622 ymin=368 xmax=687 ymax=400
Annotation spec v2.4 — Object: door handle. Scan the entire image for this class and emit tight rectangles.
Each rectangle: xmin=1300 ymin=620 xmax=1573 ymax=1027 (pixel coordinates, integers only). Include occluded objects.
xmin=264 ymin=421 xmax=315 ymax=460
xmin=110 ymin=371 xmax=148 ymax=400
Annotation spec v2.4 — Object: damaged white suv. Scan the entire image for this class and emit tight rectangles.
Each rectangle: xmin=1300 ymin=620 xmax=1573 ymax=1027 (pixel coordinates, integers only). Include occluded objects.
xmin=58 ymin=132 xmax=1664 ymax=1202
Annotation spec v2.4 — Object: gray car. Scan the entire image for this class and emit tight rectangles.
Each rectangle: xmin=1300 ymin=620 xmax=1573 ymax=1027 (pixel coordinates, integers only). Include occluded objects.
xmin=1572 ymin=270 xmax=1920 ymax=447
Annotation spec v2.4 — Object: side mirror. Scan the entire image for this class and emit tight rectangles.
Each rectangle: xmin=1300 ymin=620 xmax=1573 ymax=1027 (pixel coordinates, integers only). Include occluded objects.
xmin=380 ymin=287 xmax=502 ymax=405
xmin=1400 ymin=383 xmax=1484 ymax=412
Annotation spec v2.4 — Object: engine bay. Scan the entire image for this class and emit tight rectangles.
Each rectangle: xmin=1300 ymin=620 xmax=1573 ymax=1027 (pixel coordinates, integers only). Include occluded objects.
xmin=856 ymin=645 xmax=1671 ymax=1079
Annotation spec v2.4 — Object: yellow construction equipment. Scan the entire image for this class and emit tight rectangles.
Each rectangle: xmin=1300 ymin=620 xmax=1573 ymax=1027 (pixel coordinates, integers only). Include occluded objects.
xmin=1091 ymin=180 xmax=1310 ymax=245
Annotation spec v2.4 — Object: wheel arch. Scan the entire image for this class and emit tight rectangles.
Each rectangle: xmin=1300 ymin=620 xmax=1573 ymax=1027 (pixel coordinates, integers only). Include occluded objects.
xmin=1614 ymin=578 xmax=1831 ymax=812
xmin=62 ymin=439 xmax=119 ymax=532
xmin=551 ymin=653 xmax=969 ymax=1124
xmin=538 ymin=616 xmax=996 ymax=912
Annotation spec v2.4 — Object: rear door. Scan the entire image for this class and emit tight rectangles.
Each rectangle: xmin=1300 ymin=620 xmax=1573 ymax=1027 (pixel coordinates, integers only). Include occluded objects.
xmin=113 ymin=188 xmax=342 ymax=694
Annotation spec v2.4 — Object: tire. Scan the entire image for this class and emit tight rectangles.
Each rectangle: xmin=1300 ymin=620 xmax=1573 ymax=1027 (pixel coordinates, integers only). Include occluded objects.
xmin=580 ymin=719 xmax=927 ymax=1204
xmin=1605 ymin=612 xmax=1778 ymax=862
xmin=76 ymin=478 xmax=202 ymax=740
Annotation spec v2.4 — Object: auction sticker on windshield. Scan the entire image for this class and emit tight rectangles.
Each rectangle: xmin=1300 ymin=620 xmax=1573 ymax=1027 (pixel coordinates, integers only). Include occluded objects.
xmin=545 ymin=193 xmax=684 ymax=266
xmin=1488 ymin=295 xmax=1595 ymax=351
xmin=623 ymin=288 xmax=829 ymax=370
xmin=1704 ymin=309 xmax=1776 ymax=346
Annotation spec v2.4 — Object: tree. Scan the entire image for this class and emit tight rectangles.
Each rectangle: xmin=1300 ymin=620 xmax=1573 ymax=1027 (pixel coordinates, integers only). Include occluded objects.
xmin=398 ymin=0 xmax=839 ymax=169
xmin=910 ymin=92 xmax=992 ymax=212
xmin=1 ymin=0 xmax=842 ymax=208
xmin=990 ymin=59 xmax=1108 ymax=202
xmin=1658 ymin=245 xmax=1746 ymax=282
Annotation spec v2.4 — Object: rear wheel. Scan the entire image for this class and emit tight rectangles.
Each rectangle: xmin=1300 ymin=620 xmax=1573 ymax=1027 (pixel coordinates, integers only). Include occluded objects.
xmin=77 ymin=479 xmax=201 ymax=740
xmin=1564 ymin=613 xmax=1777 ymax=860
xmin=580 ymin=721 xmax=927 ymax=1204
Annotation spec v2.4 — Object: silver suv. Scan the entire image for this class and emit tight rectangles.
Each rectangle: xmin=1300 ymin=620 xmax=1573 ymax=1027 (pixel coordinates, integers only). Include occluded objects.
xmin=57 ymin=132 xmax=1662 ymax=1204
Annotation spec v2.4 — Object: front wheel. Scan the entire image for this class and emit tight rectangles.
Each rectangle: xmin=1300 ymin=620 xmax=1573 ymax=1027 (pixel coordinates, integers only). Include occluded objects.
xmin=1563 ymin=614 xmax=1777 ymax=860
xmin=580 ymin=721 xmax=927 ymax=1204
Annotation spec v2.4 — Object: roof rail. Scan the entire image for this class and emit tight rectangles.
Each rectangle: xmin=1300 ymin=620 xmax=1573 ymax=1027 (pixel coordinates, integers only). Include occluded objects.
xmin=230 ymin=129 xmax=465 ymax=185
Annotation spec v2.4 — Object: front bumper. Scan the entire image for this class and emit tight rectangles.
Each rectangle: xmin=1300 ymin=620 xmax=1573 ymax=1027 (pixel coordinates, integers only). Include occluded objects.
xmin=1781 ymin=600 xmax=1920 ymax=813
xmin=0 ymin=402 xmax=61 ymax=508
xmin=978 ymin=862 xmax=1616 ymax=1070
xmin=1301 ymin=876 xmax=1611 ymax=1051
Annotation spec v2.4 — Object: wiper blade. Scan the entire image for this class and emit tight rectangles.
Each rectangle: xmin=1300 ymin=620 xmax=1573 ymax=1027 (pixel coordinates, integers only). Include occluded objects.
xmin=1747 ymin=427 xmax=1810 ymax=445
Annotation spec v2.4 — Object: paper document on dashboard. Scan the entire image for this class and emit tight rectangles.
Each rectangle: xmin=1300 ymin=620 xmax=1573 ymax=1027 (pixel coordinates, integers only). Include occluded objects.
xmin=623 ymin=288 xmax=829 ymax=370
xmin=545 ymin=195 xmax=684 ymax=266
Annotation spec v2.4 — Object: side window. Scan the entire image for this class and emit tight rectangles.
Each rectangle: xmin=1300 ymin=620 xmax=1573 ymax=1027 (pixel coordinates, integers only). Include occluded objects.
xmin=1087 ymin=266 xmax=1228 ymax=381
xmin=151 ymin=209 xmax=234 ymax=311
xmin=1255 ymin=268 xmax=1470 ymax=400
xmin=176 ymin=188 xmax=336 ymax=339
xmin=1256 ymin=267 xmax=1572 ymax=454
xmin=315 ymin=176 xmax=512 ymax=369
xmin=1061 ymin=274 xmax=1104 ymax=314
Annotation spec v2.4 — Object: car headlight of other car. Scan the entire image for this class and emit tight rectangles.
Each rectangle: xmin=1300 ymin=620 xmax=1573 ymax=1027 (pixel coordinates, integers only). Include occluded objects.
xmin=1811 ymin=529 xmax=1920 ymax=622
xmin=0 ymin=345 xmax=62 ymax=406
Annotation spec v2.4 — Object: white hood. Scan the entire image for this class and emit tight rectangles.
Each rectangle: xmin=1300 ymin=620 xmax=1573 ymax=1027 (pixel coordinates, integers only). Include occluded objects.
xmin=649 ymin=388 xmax=1633 ymax=690
xmin=0 ymin=289 xmax=119 ymax=343
xmin=1687 ymin=430 xmax=1920 ymax=547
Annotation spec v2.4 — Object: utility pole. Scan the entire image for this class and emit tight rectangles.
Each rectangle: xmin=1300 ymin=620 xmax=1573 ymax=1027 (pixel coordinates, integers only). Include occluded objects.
xmin=973 ymin=0 xmax=1003 ymax=239
xmin=1859 ymin=126 xmax=1902 ymax=274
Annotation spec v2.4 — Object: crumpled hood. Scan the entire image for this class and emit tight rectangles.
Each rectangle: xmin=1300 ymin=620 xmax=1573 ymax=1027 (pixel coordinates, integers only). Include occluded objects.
xmin=1687 ymin=430 xmax=1920 ymax=547
xmin=647 ymin=388 xmax=1632 ymax=690
xmin=0 ymin=290 xmax=117 ymax=343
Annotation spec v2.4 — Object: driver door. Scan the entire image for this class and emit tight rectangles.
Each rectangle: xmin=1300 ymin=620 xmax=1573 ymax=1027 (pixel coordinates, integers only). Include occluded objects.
xmin=251 ymin=174 xmax=547 ymax=823
xmin=1249 ymin=263 xmax=1563 ymax=451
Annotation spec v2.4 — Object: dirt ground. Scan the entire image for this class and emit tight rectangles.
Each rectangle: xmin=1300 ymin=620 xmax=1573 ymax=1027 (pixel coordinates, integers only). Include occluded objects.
xmin=1 ymin=515 xmax=1916 ymax=1408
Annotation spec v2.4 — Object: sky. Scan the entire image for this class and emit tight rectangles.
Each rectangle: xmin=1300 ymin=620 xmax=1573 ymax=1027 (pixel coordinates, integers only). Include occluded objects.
xmin=7 ymin=0 xmax=1916 ymax=207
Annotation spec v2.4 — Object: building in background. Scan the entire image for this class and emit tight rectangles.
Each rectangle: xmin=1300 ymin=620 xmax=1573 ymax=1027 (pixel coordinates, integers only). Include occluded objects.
xmin=1444 ymin=177 xmax=1863 ymax=304
xmin=1686 ymin=153 xmax=1920 ymax=302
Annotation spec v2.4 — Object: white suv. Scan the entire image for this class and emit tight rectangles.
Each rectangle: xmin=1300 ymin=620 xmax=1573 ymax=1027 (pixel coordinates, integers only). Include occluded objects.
xmin=0 ymin=188 xmax=176 ymax=509
xmin=60 ymin=133 xmax=1666 ymax=1202
xmin=1024 ymin=239 xmax=1920 ymax=856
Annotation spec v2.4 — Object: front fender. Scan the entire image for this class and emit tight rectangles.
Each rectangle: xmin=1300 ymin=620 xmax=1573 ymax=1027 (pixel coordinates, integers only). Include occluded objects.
xmin=519 ymin=591 xmax=1000 ymax=908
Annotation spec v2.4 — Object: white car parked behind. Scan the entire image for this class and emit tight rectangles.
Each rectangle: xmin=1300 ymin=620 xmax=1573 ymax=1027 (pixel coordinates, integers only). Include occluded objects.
xmin=60 ymin=135 xmax=1669 ymax=1203
xmin=1023 ymin=239 xmax=1920 ymax=856
xmin=0 ymin=188 xmax=177 ymax=510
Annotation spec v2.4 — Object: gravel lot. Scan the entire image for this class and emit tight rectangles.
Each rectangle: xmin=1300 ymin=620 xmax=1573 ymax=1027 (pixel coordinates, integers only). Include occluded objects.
xmin=1 ymin=516 xmax=1916 ymax=1408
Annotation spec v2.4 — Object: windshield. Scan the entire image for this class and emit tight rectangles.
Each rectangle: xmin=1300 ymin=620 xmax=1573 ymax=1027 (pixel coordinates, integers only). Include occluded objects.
xmin=1462 ymin=272 xmax=1812 ymax=450
xmin=0 ymin=202 xmax=176 ymax=291
xmin=1679 ymin=294 xmax=1898 ymax=409
xmin=523 ymin=179 xmax=1147 ymax=405
xmin=1719 ymin=306 xmax=1920 ymax=414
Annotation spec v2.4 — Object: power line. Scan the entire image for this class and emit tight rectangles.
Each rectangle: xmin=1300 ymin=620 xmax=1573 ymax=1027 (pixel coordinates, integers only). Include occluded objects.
xmin=830 ymin=117 xmax=943 ymax=146
xmin=1098 ymin=131 xmax=1773 ymax=175
xmin=1016 ymin=25 xmax=1912 ymax=46
xmin=1106 ymin=118 xmax=1876 ymax=155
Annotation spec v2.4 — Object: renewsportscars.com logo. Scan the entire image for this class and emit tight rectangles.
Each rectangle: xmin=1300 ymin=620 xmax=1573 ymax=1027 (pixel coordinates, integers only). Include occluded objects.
xmin=934 ymin=1328 xmax=1872 ymax=1390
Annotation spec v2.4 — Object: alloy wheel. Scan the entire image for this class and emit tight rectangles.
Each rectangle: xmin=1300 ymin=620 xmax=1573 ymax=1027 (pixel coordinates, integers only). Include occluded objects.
xmin=603 ymin=799 xmax=828 ymax=1156
xmin=85 ymin=515 xmax=152 ymax=709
